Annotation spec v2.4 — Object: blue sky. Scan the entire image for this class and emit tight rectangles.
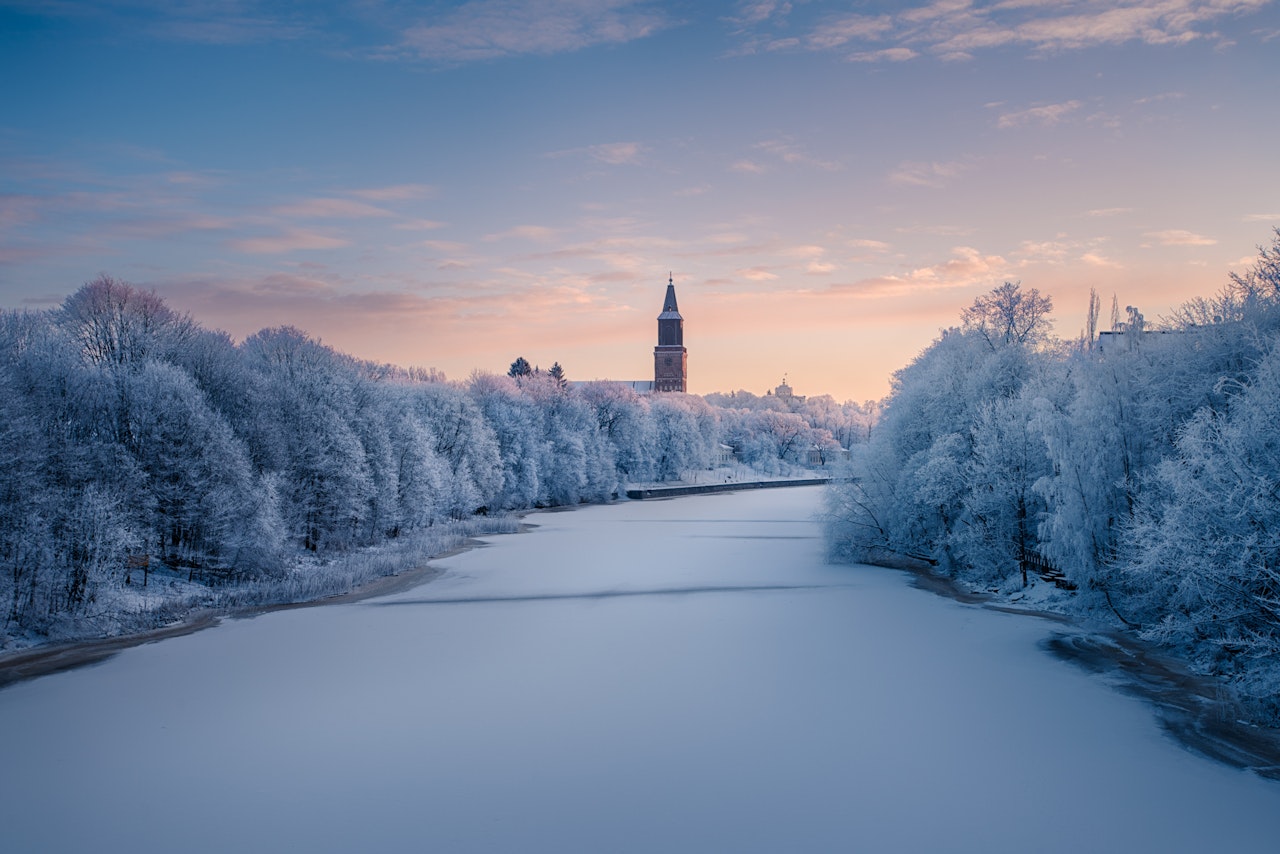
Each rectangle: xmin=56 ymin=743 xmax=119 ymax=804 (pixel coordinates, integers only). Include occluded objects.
xmin=3 ymin=0 xmax=1278 ymax=400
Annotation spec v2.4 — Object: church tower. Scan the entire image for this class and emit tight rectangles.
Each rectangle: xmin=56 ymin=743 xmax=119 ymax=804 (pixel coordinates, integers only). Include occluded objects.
xmin=654 ymin=274 xmax=687 ymax=393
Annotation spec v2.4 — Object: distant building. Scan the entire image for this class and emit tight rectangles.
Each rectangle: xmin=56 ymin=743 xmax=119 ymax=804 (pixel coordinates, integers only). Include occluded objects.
xmin=770 ymin=375 xmax=806 ymax=404
xmin=807 ymin=445 xmax=852 ymax=466
xmin=654 ymin=275 xmax=687 ymax=392
xmin=1097 ymin=327 xmax=1176 ymax=353
xmin=1096 ymin=303 xmax=1179 ymax=353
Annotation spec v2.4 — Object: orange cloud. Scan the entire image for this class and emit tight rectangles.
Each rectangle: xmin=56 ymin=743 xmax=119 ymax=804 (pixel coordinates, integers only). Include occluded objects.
xmin=831 ymin=245 xmax=1009 ymax=297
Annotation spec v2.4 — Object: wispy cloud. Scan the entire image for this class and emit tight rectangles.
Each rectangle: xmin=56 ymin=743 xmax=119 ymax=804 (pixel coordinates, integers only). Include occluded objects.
xmin=808 ymin=15 xmax=896 ymax=49
xmin=1017 ymin=239 xmax=1074 ymax=264
xmin=350 ymin=184 xmax=436 ymax=201
xmin=1088 ymin=207 xmax=1134 ymax=217
xmin=393 ymin=0 xmax=672 ymax=63
xmin=16 ymin=1 xmax=315 ymax=45
xmin=1243 ymin=213 xmax=1280 ymax=222
xmin=1144 ymin=229 xmax=1218 ymax=246
xmin=272 ymin=198 xmax=394 ymax=219
xmin=423 ymin=240 xmax=471 ymax=253
xmin=736 ymin=0 xmax=1273 ymax=60
xmin=1133 ymin=91 xmax=1186 ymax=105
xmin=895 ymin=223 xmax=975 ymax=236
xmin=754 ymin=138 xmax=841 ymax=170
xmin=888 ymin=160 xmax=970 ymax=188
xmin=1013 ymin=235 xmax=1126 ymax=270
xmin=484 ymin=224 xmax=558 ymax=242
xmin=849 ymin=47 xmax=919 ymax=62
xmin=395 ymin=219 xmax=448 ymax=231
xmin=737 ymin=266 xmax=780 ymax=282
xmin=1081 ymin=251 xmax=1122 ymax=268
xmin=731 ymin=1 xmax=794 ymax=27
xmin=146 ymin=15 xmax=310 ymax=45
xmin=849 ymin=238 xmax=891 ymax=251
xmin=832 ymin=245 xmax=1009 ymax=297
xmin=549 ymin=142 xmax=647 ymax=165
xmin=229 ymin=228 xmax=350 ymax=255
xmin=997 ymin=99 xmax=1083 ymax=128
xmin=588 ymin=142 xmax=645 ymax=164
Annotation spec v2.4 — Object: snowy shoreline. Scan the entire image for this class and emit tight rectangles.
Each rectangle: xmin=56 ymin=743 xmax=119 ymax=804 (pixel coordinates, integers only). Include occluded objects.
xmin=0 ymin=561 xmax=450 ymax=691
xmin=870 ymin=553 xmax=1280 ymax=779
xmin=0 ymin=525 xmax=509 ymax=688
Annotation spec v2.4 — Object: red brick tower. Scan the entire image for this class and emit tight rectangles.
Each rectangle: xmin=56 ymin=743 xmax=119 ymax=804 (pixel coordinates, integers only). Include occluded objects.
xmin=654 ymin=274 xmax=687 ymax=392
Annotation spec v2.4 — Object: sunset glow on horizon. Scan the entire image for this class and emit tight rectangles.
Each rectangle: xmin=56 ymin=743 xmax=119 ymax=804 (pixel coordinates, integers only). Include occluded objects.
xmin=3 ymin=1 xmax=1278 ymax=402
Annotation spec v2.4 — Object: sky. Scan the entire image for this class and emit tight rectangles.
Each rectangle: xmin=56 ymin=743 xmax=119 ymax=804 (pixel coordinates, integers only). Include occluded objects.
xmin=2 ymin=1 xmax=1278 ymax=402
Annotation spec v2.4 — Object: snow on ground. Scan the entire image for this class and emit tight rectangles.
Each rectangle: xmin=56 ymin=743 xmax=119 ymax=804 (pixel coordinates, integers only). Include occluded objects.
xmin=1 ymin=487 xmax=1277 ymax=853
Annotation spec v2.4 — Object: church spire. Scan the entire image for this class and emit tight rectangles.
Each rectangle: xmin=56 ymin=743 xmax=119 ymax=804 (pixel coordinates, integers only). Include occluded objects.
xmin=654 ymin=273 xmax=687 ymax=392
xmin=661 ymin=275 xmax=679 ymax=315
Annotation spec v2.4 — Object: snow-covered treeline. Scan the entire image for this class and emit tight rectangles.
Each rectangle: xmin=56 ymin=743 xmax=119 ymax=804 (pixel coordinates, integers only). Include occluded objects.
xmin=2 ymin=277 xmax=851 ymax=643
xmin=827 ymin=231 xmax=1280 ymax=720
xmin=705 ymin=390 xmax=875 ymax=472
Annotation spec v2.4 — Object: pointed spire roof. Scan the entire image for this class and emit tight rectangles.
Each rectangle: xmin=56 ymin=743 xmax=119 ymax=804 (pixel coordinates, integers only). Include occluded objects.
xmin=659 ymin=273 xmax=682 ymax=319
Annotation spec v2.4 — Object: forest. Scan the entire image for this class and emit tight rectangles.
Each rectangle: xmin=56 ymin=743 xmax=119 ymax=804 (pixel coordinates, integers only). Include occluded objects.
xmin=827 ymin=230 xmax=1280 ymax=722
xmin=0 ymin=279 xmax=867 ymax=644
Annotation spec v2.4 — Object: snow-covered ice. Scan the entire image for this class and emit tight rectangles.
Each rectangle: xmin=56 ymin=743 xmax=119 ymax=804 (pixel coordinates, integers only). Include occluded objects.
xmin=1 ymin=486 xmax=1278 ymax=852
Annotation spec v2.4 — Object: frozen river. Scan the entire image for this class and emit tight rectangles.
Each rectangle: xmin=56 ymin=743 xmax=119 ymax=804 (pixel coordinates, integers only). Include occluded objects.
xmin=2 ymin=486 xmax=1279 ymax=852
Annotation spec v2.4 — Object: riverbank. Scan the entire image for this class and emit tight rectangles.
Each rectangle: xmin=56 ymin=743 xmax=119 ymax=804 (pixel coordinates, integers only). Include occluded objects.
xmin=625 ymin=475 xmax=832 ymax=499
xmin=870 ymin=553 xmax=1280 ymax=779
xmin=0 ymin=519 xmax=516 ymax=688
xmin=0 ymin=563 xmax=456 ymax=690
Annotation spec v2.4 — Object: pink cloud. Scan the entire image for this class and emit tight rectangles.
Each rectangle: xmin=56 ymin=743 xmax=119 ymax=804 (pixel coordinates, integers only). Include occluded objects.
xmin=349 ymin=184 xmax=436 ymax=201
xmin=395 ymin=219 xmax=448 ymax=231
xmin=831 ymin=245 xmax=1009 ymax=297
xmin=271 ymin=198 xmax=394 ymax=219
xmin=483 ymin=224 xmax=558 ymax=242
xmin=1144 ymin=229 xmax=1218 ymax=247
xmin=229 ymin=228 xmax=351 ymax=254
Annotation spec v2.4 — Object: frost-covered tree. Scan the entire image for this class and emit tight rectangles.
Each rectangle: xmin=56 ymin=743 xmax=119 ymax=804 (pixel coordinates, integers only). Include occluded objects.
xmin=961 ymin=280 xmax=1054 ymax=350
xmin=469 ymin=372 xmax=545 ymax=509
xmin=59 ymin=275 xmax=195 ymax=370
xmin=577 ymin=381 xmax=656 ymax=483
xmin=959 ymin=393 xmax=1053 ymax=584
xmin=123 ymin=361 xmax=266 ymax=578
xmin=649 ymin=395 xmax=711 ymax=481
xmin=407 ymin=381 xmax=502 ymax=518
xmin=829 ymin=281 xmax=1054 ymax=572
xmin=240 ymin=327 xmax=375 ymax=550
xmin=1119 ymin=344 xmax=1280 ymax=715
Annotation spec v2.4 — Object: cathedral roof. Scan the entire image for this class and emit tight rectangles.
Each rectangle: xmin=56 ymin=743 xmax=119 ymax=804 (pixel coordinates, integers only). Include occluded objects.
xmin=658 ymin=277 xmax=682 ymax=320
